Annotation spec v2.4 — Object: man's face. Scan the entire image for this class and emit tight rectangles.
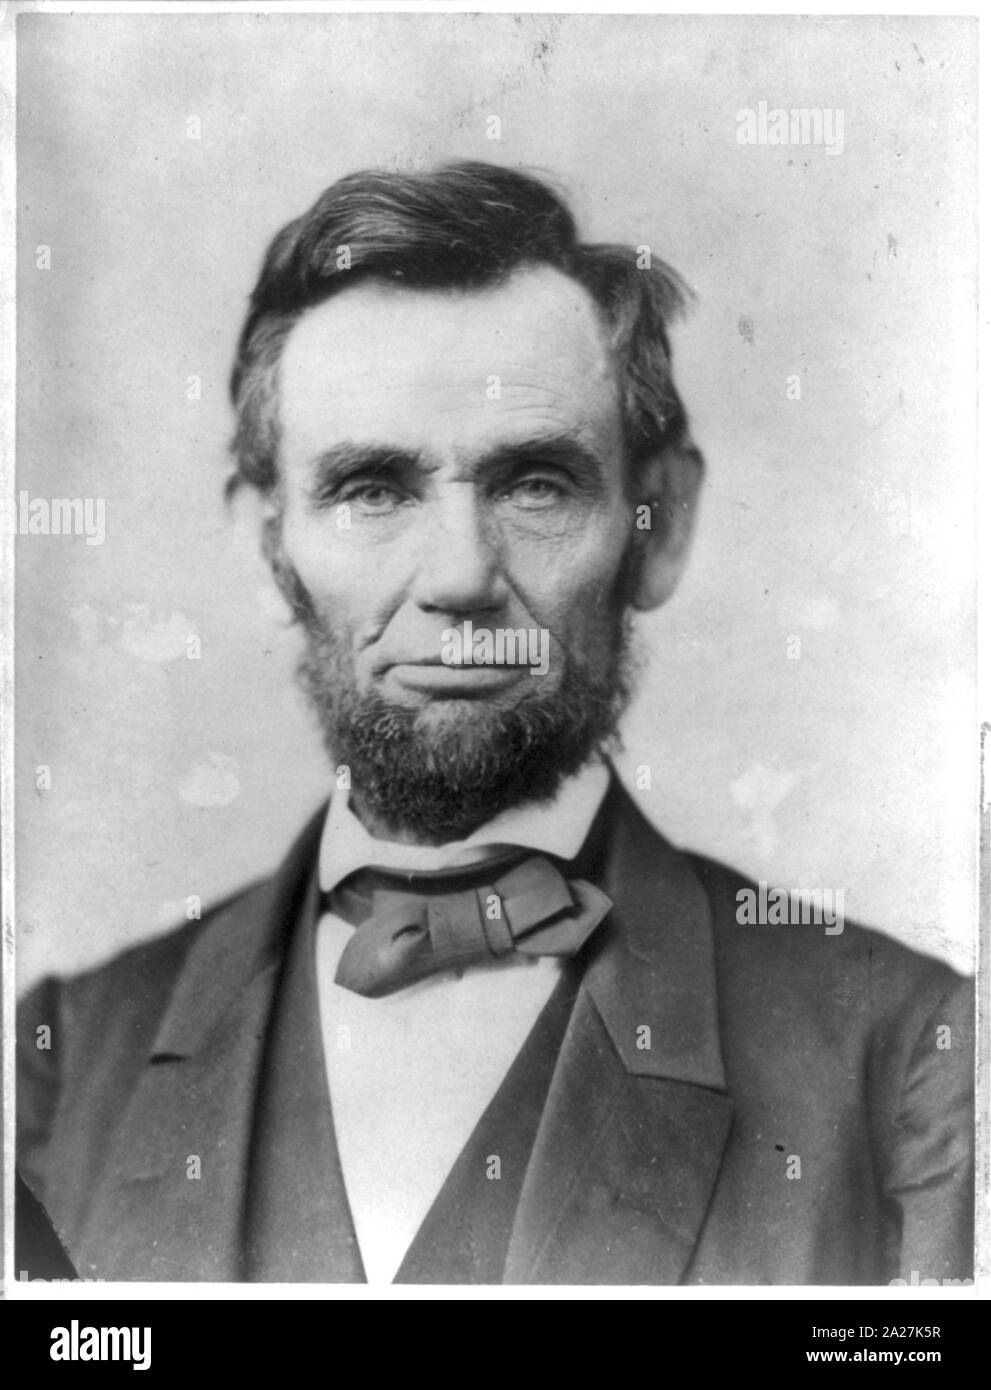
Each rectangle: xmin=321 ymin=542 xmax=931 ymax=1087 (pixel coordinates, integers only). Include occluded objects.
xmin=272 ymin=264 xmax=641 ymax=840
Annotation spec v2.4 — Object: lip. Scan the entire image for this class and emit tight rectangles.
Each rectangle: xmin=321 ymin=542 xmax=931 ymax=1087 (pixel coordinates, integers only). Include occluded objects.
xmin=386 ymin=661 xmax=530 ymax=695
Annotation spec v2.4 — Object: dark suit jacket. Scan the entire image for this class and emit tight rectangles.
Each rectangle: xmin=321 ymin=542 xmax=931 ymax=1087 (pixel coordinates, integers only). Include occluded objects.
xmin=17 ymin=780 xmax=974 ymax=1284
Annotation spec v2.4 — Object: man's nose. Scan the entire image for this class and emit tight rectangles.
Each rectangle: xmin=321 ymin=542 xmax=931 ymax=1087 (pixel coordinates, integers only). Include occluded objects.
xmin=409 ymin=490 xmax=509 ymax=615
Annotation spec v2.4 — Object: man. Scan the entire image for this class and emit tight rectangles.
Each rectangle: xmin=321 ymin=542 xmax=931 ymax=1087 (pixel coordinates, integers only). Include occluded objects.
xmin=17 ymin=162 xmax=974 ymax=1285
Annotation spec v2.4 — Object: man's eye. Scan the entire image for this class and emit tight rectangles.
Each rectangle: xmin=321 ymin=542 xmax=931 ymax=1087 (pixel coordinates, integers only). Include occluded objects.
xmin=504 ymin=476 xmax=566 ymax=507
xmin=342 ymin=483 xmax=403 ymax=511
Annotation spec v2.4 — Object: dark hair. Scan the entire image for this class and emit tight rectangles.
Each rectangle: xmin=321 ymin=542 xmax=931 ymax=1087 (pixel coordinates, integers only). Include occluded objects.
xmin=229 ymin=161 xmax=697 ymax=495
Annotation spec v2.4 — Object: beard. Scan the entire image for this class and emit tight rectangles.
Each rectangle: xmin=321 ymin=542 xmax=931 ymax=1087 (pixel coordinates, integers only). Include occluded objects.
xmin=272 ymin=531 xmax=640 ymax=843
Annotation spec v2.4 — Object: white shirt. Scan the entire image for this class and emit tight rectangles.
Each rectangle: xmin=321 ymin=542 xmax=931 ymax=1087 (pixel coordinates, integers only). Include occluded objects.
xmin=315 ymin=760 xmax=610 ymax=1284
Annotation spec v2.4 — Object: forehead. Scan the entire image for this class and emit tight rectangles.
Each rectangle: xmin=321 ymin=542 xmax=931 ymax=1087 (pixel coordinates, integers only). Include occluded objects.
xmin=277 ymin=264 xmax=621 ymax=464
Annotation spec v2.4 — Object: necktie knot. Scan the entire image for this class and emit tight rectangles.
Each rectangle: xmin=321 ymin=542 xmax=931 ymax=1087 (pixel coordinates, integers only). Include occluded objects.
xmin=331 ymin=854 xmax=612 ymax=998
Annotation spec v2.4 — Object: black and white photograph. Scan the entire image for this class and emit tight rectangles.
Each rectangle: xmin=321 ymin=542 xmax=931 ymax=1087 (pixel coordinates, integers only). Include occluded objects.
xmin=2 ymin=3 xmax=981 ymax=1304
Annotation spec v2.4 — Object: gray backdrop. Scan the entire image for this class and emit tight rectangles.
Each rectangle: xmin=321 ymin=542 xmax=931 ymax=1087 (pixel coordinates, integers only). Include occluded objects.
xmin=15 ymin=11 xmax=977 ymax=988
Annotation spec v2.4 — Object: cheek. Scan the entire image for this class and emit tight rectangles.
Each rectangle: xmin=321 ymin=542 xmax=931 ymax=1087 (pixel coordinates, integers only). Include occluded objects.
xmin=281 ymin=516 xmax=400 ymax=618
xmin=508 ymin=514 xmax=631 ymax=624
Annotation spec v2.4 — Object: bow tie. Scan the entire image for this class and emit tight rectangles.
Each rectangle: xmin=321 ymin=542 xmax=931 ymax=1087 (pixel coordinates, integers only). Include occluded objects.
xmin=328 ymin=854 xmax=612 ymax=999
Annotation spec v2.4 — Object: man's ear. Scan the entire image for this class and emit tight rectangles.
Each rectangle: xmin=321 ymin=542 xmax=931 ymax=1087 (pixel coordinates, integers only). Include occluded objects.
xmin=629 ymin=440 xmax=704 ymax=612
xmin=228 ymin=478 xmax=282 ymax=560
xmin=228 ymin=480 xmax=297 ymax=625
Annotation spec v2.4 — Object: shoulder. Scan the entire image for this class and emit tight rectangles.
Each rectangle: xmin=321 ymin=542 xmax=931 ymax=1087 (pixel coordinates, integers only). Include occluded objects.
xmin=19 ymin=800 xmax=328 ymax=1066
xmin=16 ymin=874 xmax=278 ymax=1199
xmin=685 ymin=848 xmax=972 ymax=1044
xmin=606 ymin=781 xmax=969 ymax=1017
xmin=17 ymin=875 xmax=272 ymax=1068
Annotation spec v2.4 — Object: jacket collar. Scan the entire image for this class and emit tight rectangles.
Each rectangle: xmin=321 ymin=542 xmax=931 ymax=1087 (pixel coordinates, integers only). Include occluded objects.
xmin=580 ymin=776 xmax=727 ymax=1090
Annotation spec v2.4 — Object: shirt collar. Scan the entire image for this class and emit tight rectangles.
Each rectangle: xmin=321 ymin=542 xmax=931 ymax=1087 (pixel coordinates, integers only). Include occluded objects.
xmin=319 ymin=760 xmax=611 ymax=893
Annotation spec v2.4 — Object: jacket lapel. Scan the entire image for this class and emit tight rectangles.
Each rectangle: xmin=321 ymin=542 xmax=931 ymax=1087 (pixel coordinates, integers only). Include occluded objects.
xmin=505 ymin=784 xmax=733 ymax=1284
xmin=73 ymin=807 xmax=327 ymax=1282
xmin=242 ymin=863 xmax=365 ymax=1282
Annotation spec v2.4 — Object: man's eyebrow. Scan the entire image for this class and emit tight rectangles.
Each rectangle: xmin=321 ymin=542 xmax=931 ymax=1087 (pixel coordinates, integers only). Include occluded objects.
xmin=306 ymin=443 xmax=421 ymax=490
xmin=304 ymin=433 xmax=610 ymax=492
xmin=473 ymin=434 xmax=609 ymax=481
